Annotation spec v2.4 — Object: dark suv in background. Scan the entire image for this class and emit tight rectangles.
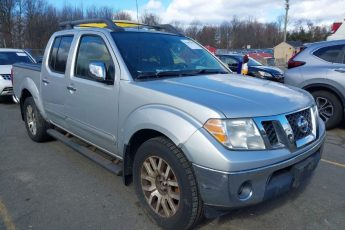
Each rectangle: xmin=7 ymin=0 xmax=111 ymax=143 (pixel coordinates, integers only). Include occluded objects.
xmin=217 ymin=54 xmax=284 ymax=82
xmin=285 ymin=39 xmax=345 ymax=129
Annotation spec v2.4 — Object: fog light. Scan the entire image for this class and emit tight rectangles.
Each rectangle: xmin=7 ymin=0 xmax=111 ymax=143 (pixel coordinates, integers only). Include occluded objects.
xmin=238 ymin=181 xmax=253 ymax=200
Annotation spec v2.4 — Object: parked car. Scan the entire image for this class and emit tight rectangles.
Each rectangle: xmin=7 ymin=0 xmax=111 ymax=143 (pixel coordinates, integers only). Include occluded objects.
xmin=13 ymin=18 xmax=325 ymax=230
xmin=0 ymin=48 xmax=35 ymax=102
xmin=327 ymin=17 xmax=345 ymax=41
xmin=285 ymin=39 xmax=345 ymax=129
xmin=216 ymin=54 xmax=284 ymax=82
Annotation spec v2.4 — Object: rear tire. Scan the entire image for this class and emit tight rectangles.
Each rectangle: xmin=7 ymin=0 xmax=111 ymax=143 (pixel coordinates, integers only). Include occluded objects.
xmin=23 ymin=97 xmax=52 ymax=142
xmin=133 ymin=137 xmax=203 ymax=230
xmin=311 ymin=90 xmax=343 ymax=129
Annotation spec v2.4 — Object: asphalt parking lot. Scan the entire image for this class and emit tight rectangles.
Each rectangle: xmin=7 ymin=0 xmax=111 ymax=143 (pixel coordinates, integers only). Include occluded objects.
xmin=0 ymin=102 xmax=344 ymax=230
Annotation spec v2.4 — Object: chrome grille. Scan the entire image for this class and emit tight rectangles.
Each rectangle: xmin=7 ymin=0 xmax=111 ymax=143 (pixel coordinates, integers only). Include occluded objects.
xmin=256 ymin=107 xmax=316 ymax=151
xmin=1 ymin=74 xmax=11 ymax=80
xmin=286 ymin=109 xmax=312 ymax=140
xmin=262 ymin=121 xmax=278 ymax=146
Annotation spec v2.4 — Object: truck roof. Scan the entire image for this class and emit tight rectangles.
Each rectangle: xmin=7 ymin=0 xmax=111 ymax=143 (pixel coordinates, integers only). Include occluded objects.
xmin=59 ymin=18 xmax=182 ymax=36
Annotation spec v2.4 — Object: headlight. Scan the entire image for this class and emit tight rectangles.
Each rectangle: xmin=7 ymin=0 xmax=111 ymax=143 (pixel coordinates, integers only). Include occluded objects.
xmin=257 ymin=71 xmax=273 ymax=78
xmin=203 ymin=118 xmax=266 ymax=150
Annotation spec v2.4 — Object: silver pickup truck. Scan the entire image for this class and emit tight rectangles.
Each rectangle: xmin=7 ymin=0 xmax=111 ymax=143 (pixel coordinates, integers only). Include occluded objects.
xmin=13 ymin=19 xmax=326 ymax=230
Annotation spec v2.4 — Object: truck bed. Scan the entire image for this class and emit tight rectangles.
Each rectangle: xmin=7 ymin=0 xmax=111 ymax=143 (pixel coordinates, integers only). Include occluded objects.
xmin=13 ymin=62 xmax=42 ymax=100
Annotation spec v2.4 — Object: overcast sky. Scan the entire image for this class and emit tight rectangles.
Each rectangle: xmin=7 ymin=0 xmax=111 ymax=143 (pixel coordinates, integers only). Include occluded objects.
xmin=49 ymin=0 xmax=345 ymax=25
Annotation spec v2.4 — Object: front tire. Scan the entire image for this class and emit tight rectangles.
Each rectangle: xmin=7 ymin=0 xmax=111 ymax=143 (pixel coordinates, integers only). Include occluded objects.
xmin=23 ymin=97 xmax=52 ymax=142
xmin=312 ymin=90 xmax=343 ymax=129
xmin=133 ymin=137 xmax=203 ymax=230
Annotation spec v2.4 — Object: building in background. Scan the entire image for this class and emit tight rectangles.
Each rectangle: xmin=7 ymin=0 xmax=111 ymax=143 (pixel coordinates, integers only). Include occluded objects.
xmin=274 ymin=41 xmax=303 ymax=66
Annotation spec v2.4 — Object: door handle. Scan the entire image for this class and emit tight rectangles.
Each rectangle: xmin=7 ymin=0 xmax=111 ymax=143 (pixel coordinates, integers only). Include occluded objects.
xmin=42 ymin=79 xmax=50 ymax=85
xmin=335 ymin=68 xmax=345 ymax=73
xmin=67 ymin=86 xmax=77 ymax=92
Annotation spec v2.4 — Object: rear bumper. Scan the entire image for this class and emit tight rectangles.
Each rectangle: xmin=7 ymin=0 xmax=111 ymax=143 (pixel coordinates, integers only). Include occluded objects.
xmin=192 ymin=130 xmax=325 ymax=212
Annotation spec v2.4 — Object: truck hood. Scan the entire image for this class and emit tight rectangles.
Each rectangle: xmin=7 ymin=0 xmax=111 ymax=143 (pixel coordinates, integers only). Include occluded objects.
xmin=0 ymin=65 xmax=12 ymax=75
xmin=140 ymin=74 xmax=314 ymax=118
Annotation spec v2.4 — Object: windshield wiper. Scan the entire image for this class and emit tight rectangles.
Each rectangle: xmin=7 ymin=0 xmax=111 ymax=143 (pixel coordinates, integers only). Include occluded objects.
xmin=136 ymin=69 xmax=228 ymax=80
xmin=136 ymin=70 xmax=199 ymax=80
xmin=195 ymin=69 xmax=228 ymax=74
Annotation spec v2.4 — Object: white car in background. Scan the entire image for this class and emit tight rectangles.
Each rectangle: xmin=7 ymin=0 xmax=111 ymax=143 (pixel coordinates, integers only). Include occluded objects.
xmin=0 ymin=48 xmax=36 ymax=102
xmin=327 ymin=17 xmax=345 ymax=41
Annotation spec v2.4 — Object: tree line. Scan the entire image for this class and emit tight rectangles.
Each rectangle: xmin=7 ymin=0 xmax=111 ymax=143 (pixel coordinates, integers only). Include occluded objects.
xmin=0 ymin=0 xmax=330 ymax=52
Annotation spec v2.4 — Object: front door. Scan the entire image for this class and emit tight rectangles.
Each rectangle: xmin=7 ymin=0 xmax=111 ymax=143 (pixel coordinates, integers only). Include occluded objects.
xmin=64 ymin=32 xmax=119 ymax=155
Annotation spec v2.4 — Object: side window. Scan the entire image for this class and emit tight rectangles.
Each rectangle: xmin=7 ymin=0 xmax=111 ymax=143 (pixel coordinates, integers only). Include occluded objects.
xmin=49 ymin=35 xmax=73 ymax=73
xmin=75 ymin=35 xmax=115 ymax=82
xmin=49 ymin=37 xmax=61 ymax=71
xmin=55 ymin=36 xmax=74 ymax=72
xmin=313 ymin=45 xmax=345 ymax=64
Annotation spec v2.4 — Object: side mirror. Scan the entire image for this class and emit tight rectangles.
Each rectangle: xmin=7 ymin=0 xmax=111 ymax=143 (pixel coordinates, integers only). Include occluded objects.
xmin=89 ymin=61 xmax=106 ymax=81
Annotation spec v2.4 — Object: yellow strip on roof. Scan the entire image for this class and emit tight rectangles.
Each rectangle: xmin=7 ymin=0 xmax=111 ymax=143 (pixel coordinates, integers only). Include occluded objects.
xmin=79 ymin=20 xmax=142 ymax=28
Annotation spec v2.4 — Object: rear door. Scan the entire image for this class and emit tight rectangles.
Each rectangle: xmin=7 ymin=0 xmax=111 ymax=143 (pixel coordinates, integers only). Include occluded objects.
xmin=64 ymin=31 xmax=119 ymax=155
xmin=314 ymin=44 xmax=345 ymax=87
xmin=41 ymin=35 xmax=74 ymax=126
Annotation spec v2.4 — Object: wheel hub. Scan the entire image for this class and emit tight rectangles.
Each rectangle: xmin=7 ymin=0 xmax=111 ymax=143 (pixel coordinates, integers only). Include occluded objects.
xmin=26 ymin=105 xmax=37 ymax=135
xmin=140 ymin=156 xmax=180 ymax=218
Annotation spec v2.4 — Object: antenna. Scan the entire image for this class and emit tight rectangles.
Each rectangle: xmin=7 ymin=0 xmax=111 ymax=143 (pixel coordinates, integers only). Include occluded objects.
xmin=136 ymin=0 xmax=139 ymax=29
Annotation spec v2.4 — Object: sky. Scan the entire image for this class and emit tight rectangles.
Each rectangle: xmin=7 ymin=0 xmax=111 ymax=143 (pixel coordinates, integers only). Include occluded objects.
xmin=47 ymin=0 xmax=345 ymax=26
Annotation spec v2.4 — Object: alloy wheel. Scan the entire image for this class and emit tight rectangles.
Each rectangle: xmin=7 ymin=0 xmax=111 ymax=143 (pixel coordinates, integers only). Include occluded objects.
xmin=316 ymin=96 xmax=334 ymax=123
xmin=140 ymin=156 xmax=180 ymax=218
xmin=26 ymin=105 xmax=37 ymax=135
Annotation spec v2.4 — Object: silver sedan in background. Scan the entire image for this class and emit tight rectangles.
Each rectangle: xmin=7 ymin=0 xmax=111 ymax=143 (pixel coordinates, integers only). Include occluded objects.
xmin=285 ymin=39 xmax=345 ymax=129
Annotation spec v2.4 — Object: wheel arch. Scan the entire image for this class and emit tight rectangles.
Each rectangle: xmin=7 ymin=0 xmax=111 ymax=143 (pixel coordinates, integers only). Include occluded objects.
xmin=303 ymin=83 xmax=345 ymax=108
xmin=19 ymin=89 xmax=33 ymax=120
xmin=120 ymin=105 xmax=203 ymax=186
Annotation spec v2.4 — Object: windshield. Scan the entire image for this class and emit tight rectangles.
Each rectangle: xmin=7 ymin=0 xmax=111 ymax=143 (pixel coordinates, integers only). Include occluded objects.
xmin=112 ymin=32 xmax=229 ymax=79
xmin=248 ymin=58 xmax=262 ymax=66
xmin=0 ymin=52 xmax=34 ymax=65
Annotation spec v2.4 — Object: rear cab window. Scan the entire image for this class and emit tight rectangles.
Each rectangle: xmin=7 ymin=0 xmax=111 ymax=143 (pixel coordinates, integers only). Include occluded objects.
xmin=49 ymin=35 xmax=74 ymax=73
xmin=313 ymin=44 xmax=345 ymax=64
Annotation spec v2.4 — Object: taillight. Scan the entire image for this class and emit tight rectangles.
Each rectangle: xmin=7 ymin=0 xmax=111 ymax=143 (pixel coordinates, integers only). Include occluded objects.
xmin=10 ymin=68 xmax=14 ymax=84
xmin=331 ymin=22 xmax=342 ymax=34
xmin=288 ymin=60 xmax=305 ymax=69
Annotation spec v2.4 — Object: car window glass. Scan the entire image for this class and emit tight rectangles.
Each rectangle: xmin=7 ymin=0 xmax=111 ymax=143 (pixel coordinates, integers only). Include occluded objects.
xmin=49 ymin=36 xmax=73 ymax=73
xmin=75 ymin=35 xmax=114 ymax=82
xmin=112 ymin=32 xmax=227 ymax=79
xmin=313 ymin=45 xmax=345 ymax=63
xmin=55 ymin=36 xmax=74 ymax=73
xmin=0 ymin=52 xmax=33 ymax=65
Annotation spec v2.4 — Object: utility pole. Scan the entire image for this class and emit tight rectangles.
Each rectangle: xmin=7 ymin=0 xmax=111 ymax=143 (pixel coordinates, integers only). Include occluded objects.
xmin=283 ymin=0 xmax=289 ymax=42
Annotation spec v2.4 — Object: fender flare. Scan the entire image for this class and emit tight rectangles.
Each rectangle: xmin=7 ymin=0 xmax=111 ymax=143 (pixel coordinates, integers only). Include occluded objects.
xmin=119 ymin=104 xmax=204 ymax=158
xmin=19 ymin=77 xmax=47 ymax=119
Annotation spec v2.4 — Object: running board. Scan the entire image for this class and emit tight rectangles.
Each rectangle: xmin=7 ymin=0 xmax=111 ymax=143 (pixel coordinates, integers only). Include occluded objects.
xmin=47 ymin=129 xmax=123 ymax=176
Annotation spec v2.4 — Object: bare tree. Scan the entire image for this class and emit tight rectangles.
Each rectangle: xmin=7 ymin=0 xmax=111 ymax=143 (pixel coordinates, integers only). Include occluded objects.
xmin=113 ymin=10 xmax=132 ymax=20
xmin=140 ymin=11 xmax=160 ymax=26
xmin=0 ymin=0 xmax=16 ymax=47
xmin=185 ymin=20 xmax=200 ymax=40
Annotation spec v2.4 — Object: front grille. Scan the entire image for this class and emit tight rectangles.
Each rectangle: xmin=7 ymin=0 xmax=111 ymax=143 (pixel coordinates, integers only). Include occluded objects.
xmin=286 ymin=109 xmax=312 ymax=140
xmin=262 ymin=121 xmax=278 ymax=146
xmin=1 ymin=74 xmax=11 ymax=80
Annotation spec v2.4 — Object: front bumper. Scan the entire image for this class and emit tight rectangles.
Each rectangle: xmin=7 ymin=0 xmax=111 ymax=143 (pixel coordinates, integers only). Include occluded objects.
xmin=189 ymin=124 xmax=325 ymax=212
xmin=0 ymin=79 xmax=13 ymax=96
